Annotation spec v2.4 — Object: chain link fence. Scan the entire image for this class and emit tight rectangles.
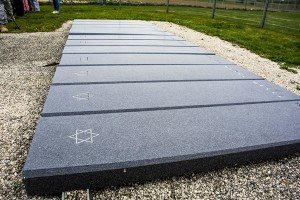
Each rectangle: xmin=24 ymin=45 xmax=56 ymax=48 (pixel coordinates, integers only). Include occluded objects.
xmin=58 ymin=0 xmax=299 ymax=12
xmin=45 ymin=0 xmax=299 ymax=35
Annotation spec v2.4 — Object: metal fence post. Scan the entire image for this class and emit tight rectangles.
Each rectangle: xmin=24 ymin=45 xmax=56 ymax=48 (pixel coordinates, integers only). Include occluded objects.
xmin=244 ymin=0 xmax=247 ymax=10
xmin=260 ymin=0 xmax=269 ymax=28
xmin=98 ymin=0 xmax=106 ymax=5
xmin=212 ymin=0 xmax=217 ymax=18
xmin=166 ymin=0 xmax=170 ymax=13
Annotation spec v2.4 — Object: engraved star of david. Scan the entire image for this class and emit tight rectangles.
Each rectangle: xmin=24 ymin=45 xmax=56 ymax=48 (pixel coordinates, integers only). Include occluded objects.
xmin=69 ymin=129 xmax=99 ymax=144
xmin=72 ymin=92 xmax=91 ymax=101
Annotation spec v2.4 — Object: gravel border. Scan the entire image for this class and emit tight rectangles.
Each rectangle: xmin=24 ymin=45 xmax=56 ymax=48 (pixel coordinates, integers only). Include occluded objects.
xmin=0 ymin=20 xmax=299 ymax=200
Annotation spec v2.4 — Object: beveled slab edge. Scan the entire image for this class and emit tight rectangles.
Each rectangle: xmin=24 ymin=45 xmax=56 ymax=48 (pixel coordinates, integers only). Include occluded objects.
xmin=68 ymin=33 xmax=174 ymax=36
xmin=23 ymin=139 xmax=300 ymax=195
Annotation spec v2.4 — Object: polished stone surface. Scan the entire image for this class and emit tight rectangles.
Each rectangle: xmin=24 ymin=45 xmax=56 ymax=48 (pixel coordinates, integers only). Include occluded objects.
xmin=52 ymin=64 xmax=261 ymax=84
xmin=59 ymin=54 xmax=234 ymax=65
xmin=67 ymin=35 xmax=184 ymax=40
xmin=69 ymin=27 xmax=173 ymax=35
xmin=65 ymin=39 xmax=194 ymax=46
xmin=25 ymin=101 xmax=300 ymax=177
xmin=42 ymin=80 xmax=299 ymax=116
xmin=73 ymin=19 xmax=153 ymax=25
xmin=23 ymin=20 xmax=300 ymax=196
xmin=62 ymin=46 xmax=213 ymax=54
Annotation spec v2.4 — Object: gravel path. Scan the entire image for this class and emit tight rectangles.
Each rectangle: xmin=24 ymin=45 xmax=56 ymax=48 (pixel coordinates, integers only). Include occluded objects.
xmin=0 ymin=21 xmax=299 ymax=200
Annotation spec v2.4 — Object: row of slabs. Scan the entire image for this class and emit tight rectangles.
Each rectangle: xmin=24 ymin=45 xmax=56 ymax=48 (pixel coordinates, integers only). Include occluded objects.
xmin=23 ymin=20 xmax=300 ymax=195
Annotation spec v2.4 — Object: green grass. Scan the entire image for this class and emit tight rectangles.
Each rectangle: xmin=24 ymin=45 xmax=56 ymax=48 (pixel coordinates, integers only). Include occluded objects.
xmin=280 ymin=66 xmax=298 ymax=74
xmin=6 ymin=4 xmax=300 ymax=69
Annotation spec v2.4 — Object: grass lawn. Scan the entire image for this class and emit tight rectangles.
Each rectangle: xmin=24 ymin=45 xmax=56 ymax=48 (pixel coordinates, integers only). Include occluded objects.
xmin=6 ymin=4 xmax=300 ymax=69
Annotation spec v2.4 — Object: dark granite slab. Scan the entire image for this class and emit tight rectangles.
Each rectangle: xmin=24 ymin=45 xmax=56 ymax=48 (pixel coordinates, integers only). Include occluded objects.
xmin=72 ymin=22 xmax=154 ymax=25
xmin=59 ymin=54 xmax=234 ymax=66
xmin=62 ymin=46 xmax=213 ymax=54
xmin=42 ymin=80 xmax=299 ymax=116
xmin=72 ymin=22 xmax=155 ymax=29
xmin=70 ymin=24 xmax=167 ymax=33
xmin=70 ymin=26 xmax=162 ymax=31
xmin=71 ymin=24 xmax=159 ymax=29
xmin=23 ymin=20 xmax=300 ymax=196
xmin=69 ymin=27 xmax=172 ymax=35
xmin=23 ymin=101 xmax=300 ymax=195
xmin=65 ymin=39 xmax=193 ymax=46
xmin=52 ymin=65 xmax=261 ymax=84
xmin=73 ymin=20 xmax=152 ymax=25
xmin=67 ymin=35 xmax=184 ymax=40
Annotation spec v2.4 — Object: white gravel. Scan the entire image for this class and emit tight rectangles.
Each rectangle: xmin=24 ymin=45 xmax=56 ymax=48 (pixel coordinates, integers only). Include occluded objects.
xmin=0 ymin=20 xmax=299 ymax=200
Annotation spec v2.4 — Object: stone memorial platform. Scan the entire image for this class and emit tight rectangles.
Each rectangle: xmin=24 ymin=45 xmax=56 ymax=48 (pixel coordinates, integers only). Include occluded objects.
xmin=23 ymin=20 xmax=300 ymax=196
xmin=65 ymin=39 xmax=194 ymax=46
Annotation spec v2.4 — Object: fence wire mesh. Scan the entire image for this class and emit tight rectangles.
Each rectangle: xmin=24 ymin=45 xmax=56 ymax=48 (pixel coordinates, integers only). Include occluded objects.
xmin=49 ymin=0 xmax=300 ymax=35
xmin=59 ymin=0 xmax=300 ymax=11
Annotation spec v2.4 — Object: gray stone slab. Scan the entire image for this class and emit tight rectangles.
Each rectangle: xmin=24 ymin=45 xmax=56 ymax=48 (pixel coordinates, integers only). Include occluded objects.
xmin=52 ymin=65 xmax=261 ymax=84
xmin=62 ymin=46 xmax=214 ymax=54
xmin=71 ymin=24 xmax=167 ymax=33
xmin=42 ymin=80 xmax=299 ymax=116
xmin=23 ymin=20 xmax=300 ymax=195
xmin=23 ymin=101 xmax=300 ymax=194
xmin=208 ymin=55 xmax=235 ymax=64
xmin=67 ymin=35 xmax=184 ymax=40
xmin=71 ymin=24 xmax=159 ymax=29
xmin=72 ymin=23 xmax=155 ymax=27
xmin=69 ymin=21 xmax=183 ymax=37
xmin=72 ymin=22 xmax=154 ymax=26
xmin=69 ymin=27 xmax=172 ymax=35
xmin=26 ymin=101 xmax=300 ymax=173
xmin=206 ymin=55 xmax=236 ymax=64
xmin=65 ymin=39 xmax=192 ymax=46
xmin=73 ymin=20 xmax=152 ymax=25
xmin=70 ymin=26 xmax=162 ymax=32
xmin=59 ymin=54 xmax=234 ymax=66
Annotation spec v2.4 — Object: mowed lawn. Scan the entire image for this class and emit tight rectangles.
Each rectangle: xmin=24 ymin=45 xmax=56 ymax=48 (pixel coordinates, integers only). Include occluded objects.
xmin=6 ymin=4 xmax=300 ymax=69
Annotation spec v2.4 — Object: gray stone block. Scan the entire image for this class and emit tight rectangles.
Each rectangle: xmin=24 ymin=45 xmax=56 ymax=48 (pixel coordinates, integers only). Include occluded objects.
xmin=65 ymin=39 xmax=193 ymax=46
xmin=69 ymin=27 xmax=172 ymax=35
xmin=52 ymin=65 xmax=261 ymax=84
xmin=42 ymin=80 xmax=299 ymax=116
xmin=23 ymin=101 xmax=300 ymax=195
xmin=70 ymin=24 xmax=167 ymax=33
xmin=23 ymin=20 xmax=300 ymax=196
xmin=71 ymin=24 xmax=159 ymax=29
xmin=67 ymin=35 xmax=184 ymax=40
xmin=71 ymin=22 xmax=154 ymax=26
xmin=62 ymin=46 xmax=214 ymax=54
xmin=73 ymin=19 xmax=152 ymax=25
xmin=70 ymin=25 xmax=162 ymax=31
xmin=59 ymin=54 xmax=234 ymax=66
